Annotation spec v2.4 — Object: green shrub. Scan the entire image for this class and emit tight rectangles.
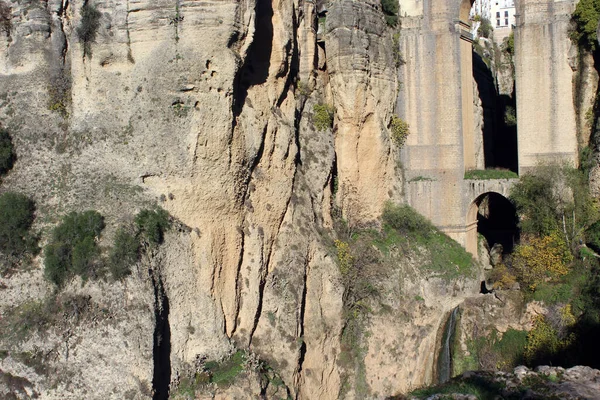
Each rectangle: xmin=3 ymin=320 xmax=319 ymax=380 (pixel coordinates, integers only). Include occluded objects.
xmin=524 ymin=314 xmax=575 ymax=365
xmin=392 ymin=32 xmax=404 ymax=67
xmin=44 ymin=210 xmax=105 ymax=286
xmin=504 ymin=105 xmax=517 ymax=127
xmin=0 ymin=294 xmax=98 ymax=343
xmin=494 ymin=329 xmax=528 ymax=369
xmin=477 ymin=17 xmax=493 ymax=39
xmin=587 ymin=221 xmax=600 ymax=252
xmin=0 ymin=192 xmax=37 ymax=256
xmin=504 ymin=31 xmax=515 ymax=55
xmin=381 ymin=0 xmax=398 ymax=27
xmin=0 ymin=128 xmax=15 ymax=176
xmin=76 ymin=2 xmax=102 ymax=57
xmin=510 ymin=165 xmax=598 ymax=243
xmin=512 ymin=232 xmax=573 ymax=291
xmin=571 ymin=0 xmax=600 ymax=50
xmin=382 ymin=202 xmax=432 ymax=237
xmin=205 ymin=350 xmax=246 ymax=387
xmin=390 ymin=115 xmax=410 ymax=147
xmin=313 ymin=103 xmax=334 ymax=131
xmin=108 ymin=227 xmax=139 ymax=280
xmin=135 ymin=208 xmax=171 ymax=245
xmin=380 ymin=202 xmax=473 ymax=279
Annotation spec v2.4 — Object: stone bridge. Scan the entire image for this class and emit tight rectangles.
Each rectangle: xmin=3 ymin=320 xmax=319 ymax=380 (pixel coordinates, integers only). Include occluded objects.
xmin=405 ymin=177 xmax=518 ymax=257
xmin=397 ymin=0 xmax=578 ymax=256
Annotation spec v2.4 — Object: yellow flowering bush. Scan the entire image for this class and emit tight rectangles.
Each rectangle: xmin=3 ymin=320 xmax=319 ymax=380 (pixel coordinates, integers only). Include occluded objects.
xmin=511 ymin=232 xmax=573 ymax=291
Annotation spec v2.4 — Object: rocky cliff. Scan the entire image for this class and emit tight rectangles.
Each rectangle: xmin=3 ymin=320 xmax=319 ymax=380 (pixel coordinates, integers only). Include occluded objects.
xmin=0 ymin=0 xmax=482 ymax=398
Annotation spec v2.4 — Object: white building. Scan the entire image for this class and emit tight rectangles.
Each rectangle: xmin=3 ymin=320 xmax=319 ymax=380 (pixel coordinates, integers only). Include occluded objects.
xmin=470 ymin=0 xmax=515 ymax=43
xmin=492 ymin=0 xmax=516 ymax=29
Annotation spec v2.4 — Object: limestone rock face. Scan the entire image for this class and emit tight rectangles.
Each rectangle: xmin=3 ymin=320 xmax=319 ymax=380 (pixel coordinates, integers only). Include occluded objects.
xmin=325 ymin=0 xmax=400 ymax=222
xmin=0 ymin=0 xmax=408 ymax=397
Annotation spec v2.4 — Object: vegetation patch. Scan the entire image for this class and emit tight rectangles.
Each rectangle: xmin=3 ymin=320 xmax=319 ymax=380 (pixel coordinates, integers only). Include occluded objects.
xmin=172 ymin=350 xmax=289 ymax=398
xmin=464 ymin=169 xmax=518 ymax=180
xmin=477 ymin=17 xmax=493 ymax=39
xmin=44 ymin=210 xmax=105 ymax=286
xmin=512 ymin=232 xmax=572 ymax=291
xmin=389 ymin=115 xmax=410 ymax=147
xmin=0 ymin=294 xmax=100 ymax=345
xmin=380 ymin=0 xmax=398 ymax=27
xmin=378 ymin=203 xmax=474 ymax=280
xmin=135 ymin=207 xmax=171 ymax=245
xmin=0 ymin=192 xmax=37 ymax=261
xmin=571 ymin=0 xmax=600 ymax=50
xmin=48 ymin=70 xmax=71 ymax=118
xmin=504 ymin=105 xmax=517 ymax=127
xmin=108 ymin=227 xmax=139 ymax=280
xmin=313 ymin=103 xmax=334 ymax=131
xmin=524 ymin=311 xmax=575 ymax=366
xmin=204 ymin=350 xmax=246 ymax=387
xmin=410 ymin=373 xmax=504 ymax=400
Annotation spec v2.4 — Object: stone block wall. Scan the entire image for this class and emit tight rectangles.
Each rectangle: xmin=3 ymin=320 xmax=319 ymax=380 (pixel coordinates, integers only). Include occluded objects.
xmin=515 ymin=0 xmax=579 ymax=172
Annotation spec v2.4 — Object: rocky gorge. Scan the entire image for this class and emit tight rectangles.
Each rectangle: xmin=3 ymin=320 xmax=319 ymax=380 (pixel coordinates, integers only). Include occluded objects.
xmin=1 ymin=0 xmax=600 ymax=398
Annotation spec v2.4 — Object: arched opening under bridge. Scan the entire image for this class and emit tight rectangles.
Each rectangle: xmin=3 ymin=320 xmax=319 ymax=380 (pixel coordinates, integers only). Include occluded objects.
xmin=466 ymin=192 xmax=519 ymax=258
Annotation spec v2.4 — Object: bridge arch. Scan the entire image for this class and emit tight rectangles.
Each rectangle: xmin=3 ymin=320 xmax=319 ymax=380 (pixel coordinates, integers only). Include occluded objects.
xmin=466 ymin=191 xmax=519 ymax=258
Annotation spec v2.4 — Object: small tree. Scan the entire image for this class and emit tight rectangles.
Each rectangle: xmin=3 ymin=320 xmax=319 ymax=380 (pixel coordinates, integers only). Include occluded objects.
xmin=510 ymin=165 xmax=598 ymax=248
xmin=0 ymin=192 xmax=36 ymax=256
xmin=511 ymin=232 xmax=573 ymax=291
xmin=44 ymin=210 xmax=105 ymax=286
xmin=135 ymin=208 xmax=171 ymax=245
xmin=108 ymin=227 xmax=139 ymax=280
xmin=381 ymin=0 xmax=398 ymax=27
xmin=571 ymin=0 xmax=600 ymax=50
xmin=477 ymin=17 xmax=493 ymax=39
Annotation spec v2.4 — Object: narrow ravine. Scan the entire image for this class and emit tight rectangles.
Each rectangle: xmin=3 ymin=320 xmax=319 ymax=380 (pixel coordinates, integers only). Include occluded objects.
xmin=151 ymin=270 xmax=171 ymax=400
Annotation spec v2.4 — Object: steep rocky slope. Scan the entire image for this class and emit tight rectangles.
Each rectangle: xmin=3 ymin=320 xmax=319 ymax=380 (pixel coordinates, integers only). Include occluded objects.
xmin=0 ymin=0 xmax=487 ymax=398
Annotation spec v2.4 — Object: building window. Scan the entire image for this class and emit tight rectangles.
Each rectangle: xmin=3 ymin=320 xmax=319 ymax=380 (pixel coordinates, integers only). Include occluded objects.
xmin=496 ymin=12 xmax=500 ymax=18
xmin=505 ymin=11 xmax=509 ymax=17
xmin=505 ymin=18 xmax=508 ymax=25
xmin=497 ymin=19 xmax=501 ymax=26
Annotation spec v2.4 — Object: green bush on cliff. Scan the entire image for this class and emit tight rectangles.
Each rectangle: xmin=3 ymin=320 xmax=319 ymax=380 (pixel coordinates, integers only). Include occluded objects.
xmin=380 ymin=202 xmax=473 ymax=279
xmin=135 ymin=207 xmax=171 ymax=245
xmin=44 ymin=210 xmax=105 ymax=286
xmin=0 ymin=127 xmax=15 ymax=176
xmin=0 ymin=192 xmax=37 ymax=257
xmin=509 ymin=165 xmax=597 ymax=243
xmin=477 ymin=17 xmax=493 ymax=39
xmin=108 ymin=227 xmax=139 ymax=280
xmin=571 ymin=0 xmax=600 ymax=50
xmin=313 ymin=103 xmax=334 ymax=131
xmin=381 ymin=0 xmax=398 ymax=27
xmin=390 ymin=115 xmax=410 ymax=147
xmin=382 ymin=202 xmax=432 ymax=237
